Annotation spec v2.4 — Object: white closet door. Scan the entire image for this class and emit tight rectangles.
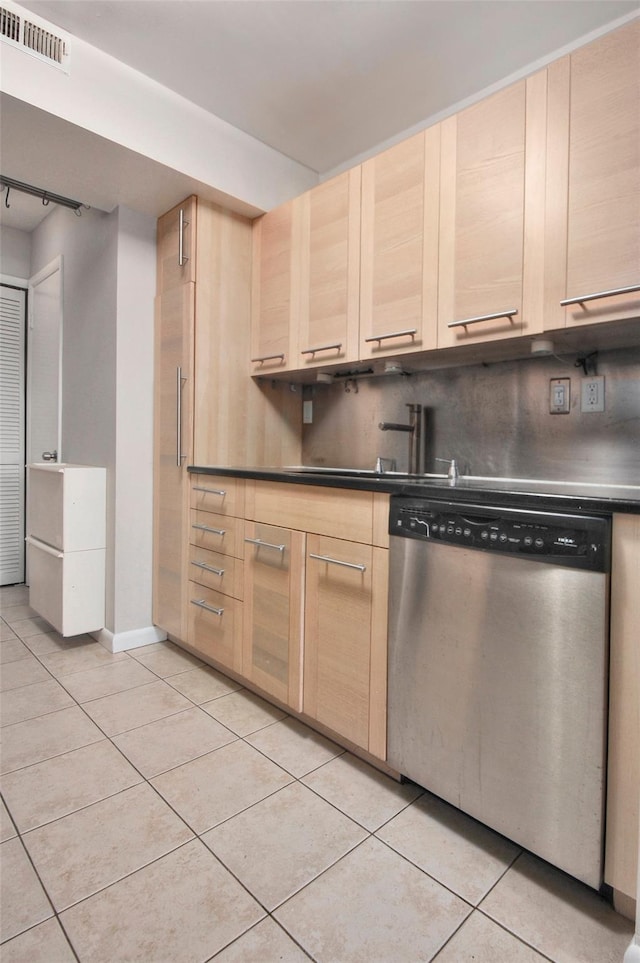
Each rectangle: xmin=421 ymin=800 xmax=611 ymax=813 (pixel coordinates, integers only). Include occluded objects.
xmin=0 ymin=285 xmax=26 ymax=585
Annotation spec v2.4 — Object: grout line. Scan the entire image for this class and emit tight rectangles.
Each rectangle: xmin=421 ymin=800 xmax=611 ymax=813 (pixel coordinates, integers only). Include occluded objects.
xmin=0 ymin=600 xmax=618 ymax=963
xmin=474 ymin=906 xmax=557 ymax=963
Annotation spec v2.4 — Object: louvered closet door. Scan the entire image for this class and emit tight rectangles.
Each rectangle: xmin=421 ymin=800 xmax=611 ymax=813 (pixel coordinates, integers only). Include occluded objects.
xmin=0 ymin=286 xmax=26 ymax=585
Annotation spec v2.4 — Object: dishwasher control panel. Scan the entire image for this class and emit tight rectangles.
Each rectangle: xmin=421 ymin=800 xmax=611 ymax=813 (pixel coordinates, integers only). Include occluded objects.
xmin=389 ymin=497 xmax=610 ymax=571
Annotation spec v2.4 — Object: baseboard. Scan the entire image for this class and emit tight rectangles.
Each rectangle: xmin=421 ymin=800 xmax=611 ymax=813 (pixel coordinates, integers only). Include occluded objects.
xmin=624 ymin=939 xmax=640 ymax=963
xmin=92 ymin=624 xmax=167 ymax=653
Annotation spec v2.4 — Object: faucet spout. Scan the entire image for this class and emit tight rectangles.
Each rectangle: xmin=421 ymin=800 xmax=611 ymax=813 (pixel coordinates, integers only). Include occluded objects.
xmin=378 ymin=404 xmax=423 ymax=474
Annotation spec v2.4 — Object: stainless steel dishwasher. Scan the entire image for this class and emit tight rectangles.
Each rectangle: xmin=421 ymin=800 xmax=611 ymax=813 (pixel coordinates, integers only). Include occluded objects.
xmin=387 ymin=496 xmax=611 ymax=889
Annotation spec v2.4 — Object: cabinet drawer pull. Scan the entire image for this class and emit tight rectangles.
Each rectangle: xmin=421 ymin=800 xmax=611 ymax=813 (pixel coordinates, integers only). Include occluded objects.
xmin=251 ymin=353 xmax=285 ymax=364
xmin=447 ymin=309 xmax=518 ymax=329
xmin=191 ymin=560 xmax=225 ymax=576
xmin=178 ymin=208 xmax=189 ymax=266
xmin=193 ymin=523 xmax=226 ymax=536
xmin=309 ymin=552 xmax=366 ymax=573
xmin=301 ymin=342 xmax=342 ymax=357
xmin=364 ymin=328 xmax=416 ymax=345
xmin=193 ymin=485 xmax=227 ymax=496
xmin=191 ymin=598 xmax=224 ymax=616
xmin=245 ymin=536 xmax=285 ymax=553
xmin=560 ymin=284 xmax=640 ymax=306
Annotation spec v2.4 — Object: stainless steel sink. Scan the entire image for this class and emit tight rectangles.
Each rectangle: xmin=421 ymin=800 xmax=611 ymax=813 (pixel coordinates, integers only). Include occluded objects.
xmin=282 ymin=466 xmax=449 ymax=480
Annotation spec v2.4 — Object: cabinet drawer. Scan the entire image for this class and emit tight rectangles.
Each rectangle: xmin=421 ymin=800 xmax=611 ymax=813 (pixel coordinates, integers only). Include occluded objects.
xmin=246 ymin=481 xmax=374 ymax=542
xmin=26 ymin=538 xmax=105 ymax=638
xmin=190 ymin=510 xmax=244 ymax=558
xmin=189 ymin=545 xmax=243 ymax=599
xmin=187 ymin=583 xmax=242 ymax=674
xmin=190 ymin=474 xmax=244 ymax=517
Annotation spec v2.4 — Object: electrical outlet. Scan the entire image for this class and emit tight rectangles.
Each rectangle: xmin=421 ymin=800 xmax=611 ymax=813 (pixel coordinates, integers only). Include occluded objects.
xmin=581 ymin=376 xmax=605 ymax=413
xmin=549 ymin=378 xmax=570 ymax=414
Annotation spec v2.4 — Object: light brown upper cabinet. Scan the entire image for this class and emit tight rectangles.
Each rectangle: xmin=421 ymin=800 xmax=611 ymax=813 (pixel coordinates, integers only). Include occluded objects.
xmin=295 ymin=168 xmax=361 ymax=370
xmin=156 ymin=195 xmax=197 ymax=292
xmin=359 ymin=128 xmax=441 ymax=360
xmin=250 ymin=199 xmax=298 ymax=374
xmin=544 ymin=20 xmax=640 ymax=330
xmin=437 ymin=73 xmax=547 ymax=347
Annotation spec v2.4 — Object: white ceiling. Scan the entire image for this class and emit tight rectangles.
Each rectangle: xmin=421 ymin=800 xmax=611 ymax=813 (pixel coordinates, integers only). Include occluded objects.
xmin=2 ymin=0 xmax=639 ymax=233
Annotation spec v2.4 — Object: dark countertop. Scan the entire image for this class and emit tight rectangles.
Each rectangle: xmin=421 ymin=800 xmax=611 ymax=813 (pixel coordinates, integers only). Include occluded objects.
xmin=189 ymin=465 xmax=640 ymax=516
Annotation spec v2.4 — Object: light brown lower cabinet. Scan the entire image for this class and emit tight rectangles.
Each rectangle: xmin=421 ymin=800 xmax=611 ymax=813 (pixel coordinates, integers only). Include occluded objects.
xmin=183 ymin=478 xmax=390 ymax=764
xmin=605 ymin=513 xmax=640 ymax=908
xmin=303 ymin=534 xmax=388 ymax=759
xmin=242 ymin=522 xmax=305 ymax=711
xmin=187 ymin=475 xmax=245 ymax=675
xmin=188 ymin=584 xmax=243 ymax=675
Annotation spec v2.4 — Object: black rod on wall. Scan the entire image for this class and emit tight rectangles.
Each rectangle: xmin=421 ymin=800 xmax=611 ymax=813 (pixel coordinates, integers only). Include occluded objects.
xmin=0 ymin=174 xmax=88 ymax=215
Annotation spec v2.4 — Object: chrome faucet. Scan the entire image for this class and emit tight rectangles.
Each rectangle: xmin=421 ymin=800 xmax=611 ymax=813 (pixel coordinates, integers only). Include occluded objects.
xmin=378 ymin=404 xmax=423 ymax=474
xmin=435 ymin=457 xmax=460 ymax=482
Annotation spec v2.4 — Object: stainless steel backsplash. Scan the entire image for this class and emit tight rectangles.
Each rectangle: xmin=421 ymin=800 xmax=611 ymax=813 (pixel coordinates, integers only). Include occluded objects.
xmin=301 ymin=347 xmax=640 ymax=485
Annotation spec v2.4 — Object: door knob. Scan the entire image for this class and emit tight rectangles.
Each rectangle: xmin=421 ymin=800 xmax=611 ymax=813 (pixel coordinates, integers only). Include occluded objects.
xmin=41 ymin=450 xmax=58 ymax=462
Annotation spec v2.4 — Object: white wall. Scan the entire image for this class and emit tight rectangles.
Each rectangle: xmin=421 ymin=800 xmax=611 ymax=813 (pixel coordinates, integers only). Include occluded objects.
xmin=29 ymin=204 xmax=160 ymax=649
xmin=2 ymin=6 xmax=317 ymax=213
xmin=0 ymin=225 xmax=32 ymax=279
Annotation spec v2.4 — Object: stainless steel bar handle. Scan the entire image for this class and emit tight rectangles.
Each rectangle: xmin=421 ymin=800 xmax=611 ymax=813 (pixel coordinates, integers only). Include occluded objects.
xmin=193 ymin=486 xmax=227 ymax=496
xmin=191 ymin=599 xmax=224 ymax=617
xmin=364 ymin=328 xmax=417 ymax=345
xmin=245 ymin=537 xmax=285 ymax=553
xmin=560 ymin=284 xmax=640 ymax=306
xmin=193 ymin=523 xmax=226 ymax=536
xmin=178 ymin=208 xmax=189 ymax=266
xmin=176 ymin=366 xmax=184 ymax=467
xmin=301 ymin=342 xmax=342 ymax=356
xmin=191 ymin=560 xmax=225 ymax=576
xmin=309 ymin=553 xmax=366 ymax=573
xmin=251 ymin=353 xmax=285 ymax=364
xmin=448 ymin=309 xmax=518 ymax=329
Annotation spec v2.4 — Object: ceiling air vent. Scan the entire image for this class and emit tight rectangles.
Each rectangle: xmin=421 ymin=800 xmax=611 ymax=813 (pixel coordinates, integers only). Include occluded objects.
xmin=0 ymin=3 xmax=70 ymax=72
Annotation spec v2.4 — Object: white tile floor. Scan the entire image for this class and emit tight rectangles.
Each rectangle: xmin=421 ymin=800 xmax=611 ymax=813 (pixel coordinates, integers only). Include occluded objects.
xmin=0 ymin=583 xmax=634 ymax=963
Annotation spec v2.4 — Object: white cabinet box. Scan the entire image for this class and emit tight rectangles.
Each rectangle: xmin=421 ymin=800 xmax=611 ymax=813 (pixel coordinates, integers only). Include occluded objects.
xmin=27 ymin=464 xmax=106 ymax=636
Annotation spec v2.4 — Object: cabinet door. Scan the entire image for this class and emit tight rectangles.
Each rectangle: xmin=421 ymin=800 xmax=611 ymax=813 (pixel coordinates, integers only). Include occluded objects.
xmin=545 ymin=21 xmax=640 ymax=329
xmin=438 ymin=75 xmax=547 ymax=347
xmin=243 ymin=523 xmax=305 ymax=710
xmin=296 ymin=169 xmax=360 ymax=369
xmin=605 ymin=513 xmax=640 ymax=902
xmin=250 ymin=200 xmax=297 ymax=374
xmin=304 ymin=535 xmax=373 ymax=750
xmin=360 ymin=129 xmax=440 ymax=359
xmin=152 ymin=283 xmax=194 ymax=640
xmin=156 ymin=196 xmax=197 ymax=292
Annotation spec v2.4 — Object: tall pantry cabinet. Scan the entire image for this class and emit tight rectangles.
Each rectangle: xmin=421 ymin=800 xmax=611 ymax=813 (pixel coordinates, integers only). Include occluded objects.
xmin=153 ymin=197 xmax=302 ymax=641
xmin=153 ymin=197 xmax=196 ymax=640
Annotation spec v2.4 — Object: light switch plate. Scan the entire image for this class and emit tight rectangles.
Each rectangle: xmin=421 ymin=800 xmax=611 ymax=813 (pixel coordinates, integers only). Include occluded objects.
xmin=303 ymin=399 xmax=313 ymax=424
xmin=549 ymin=378 xmax=570 ymax=414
